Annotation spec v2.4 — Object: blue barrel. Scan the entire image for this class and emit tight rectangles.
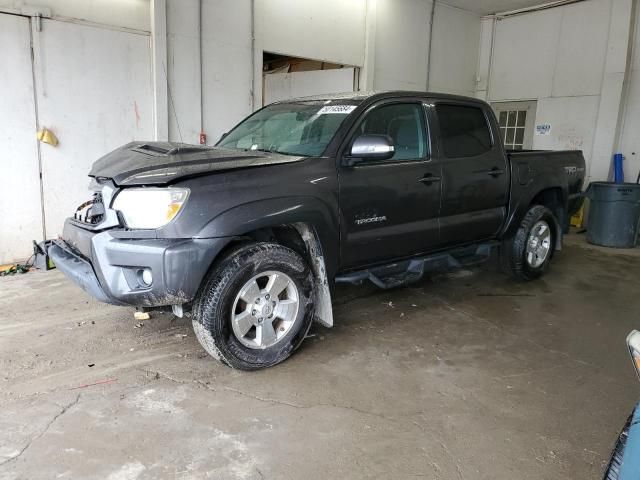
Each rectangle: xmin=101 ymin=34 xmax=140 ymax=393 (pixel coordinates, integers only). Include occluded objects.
xmin=586 ymin=182 xmax=640 ymax=248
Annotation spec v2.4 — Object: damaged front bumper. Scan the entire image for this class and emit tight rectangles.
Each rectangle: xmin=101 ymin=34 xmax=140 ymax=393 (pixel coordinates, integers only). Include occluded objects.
xmin=48 ymin=219 xmax=230 ymax=308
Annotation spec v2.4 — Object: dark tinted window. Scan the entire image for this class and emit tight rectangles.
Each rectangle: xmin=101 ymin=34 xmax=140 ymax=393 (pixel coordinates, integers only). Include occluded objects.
xmin=435 ymin=104 xmax=492 ymax=157
xmin=356 ymin=103 xmax=428 ymax=161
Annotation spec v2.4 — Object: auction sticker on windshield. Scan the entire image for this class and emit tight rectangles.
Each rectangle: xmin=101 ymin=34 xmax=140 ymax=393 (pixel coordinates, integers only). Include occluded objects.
xmin=318 ymin=105 xmax=357 ymax=115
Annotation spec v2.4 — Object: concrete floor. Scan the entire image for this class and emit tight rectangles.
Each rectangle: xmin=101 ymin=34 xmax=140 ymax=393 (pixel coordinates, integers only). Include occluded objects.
xmin=0 ymin=233 xmax=638 ymax=480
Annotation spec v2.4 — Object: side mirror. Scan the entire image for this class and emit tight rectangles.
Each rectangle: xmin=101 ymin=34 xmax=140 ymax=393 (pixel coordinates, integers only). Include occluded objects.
xmin=219 ymin=132 xmax=229 ymax=142
xmin=346 ymin=134 xmax=395 ymax=165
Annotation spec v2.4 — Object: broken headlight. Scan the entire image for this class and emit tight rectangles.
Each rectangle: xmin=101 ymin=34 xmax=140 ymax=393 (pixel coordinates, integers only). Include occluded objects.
xmin=112 ymin=187 xmax=189 ymax=229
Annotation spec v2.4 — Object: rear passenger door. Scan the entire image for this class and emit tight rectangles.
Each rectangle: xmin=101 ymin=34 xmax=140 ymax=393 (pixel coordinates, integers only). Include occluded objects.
xmin=431 ymin=102 xmax=509 ymax=245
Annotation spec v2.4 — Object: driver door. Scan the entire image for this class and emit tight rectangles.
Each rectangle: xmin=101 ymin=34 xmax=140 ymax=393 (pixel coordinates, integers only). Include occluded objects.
xmin=338 ymin=100 xmax=442 ymax=268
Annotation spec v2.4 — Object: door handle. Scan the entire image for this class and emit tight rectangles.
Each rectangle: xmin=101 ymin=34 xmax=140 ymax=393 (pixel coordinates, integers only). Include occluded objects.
xmin=419 ymin=174 xmax=441 ymax=185
xmin=485 ymin=167 xmax=505 ymax=177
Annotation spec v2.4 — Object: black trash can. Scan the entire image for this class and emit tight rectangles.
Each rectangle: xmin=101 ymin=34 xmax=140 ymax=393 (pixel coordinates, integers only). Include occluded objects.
xmin=586 ymin=182 xmax=640 ymax=248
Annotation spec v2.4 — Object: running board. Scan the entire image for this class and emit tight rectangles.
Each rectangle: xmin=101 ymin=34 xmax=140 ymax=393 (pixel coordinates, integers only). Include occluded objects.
xmin=335 ymin=242 xmax=499 ymax=290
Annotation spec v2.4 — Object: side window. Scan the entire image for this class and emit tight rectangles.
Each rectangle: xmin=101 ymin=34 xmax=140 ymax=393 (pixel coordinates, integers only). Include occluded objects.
xmin=435 ymin=104 xmax=492 ymax=158
xmin=356 ymin=103 xmax=428 ymax=161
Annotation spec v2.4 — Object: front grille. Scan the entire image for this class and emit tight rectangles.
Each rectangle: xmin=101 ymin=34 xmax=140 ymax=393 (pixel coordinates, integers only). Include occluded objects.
xmin=74 ymin=192 xmax=105 ymax=225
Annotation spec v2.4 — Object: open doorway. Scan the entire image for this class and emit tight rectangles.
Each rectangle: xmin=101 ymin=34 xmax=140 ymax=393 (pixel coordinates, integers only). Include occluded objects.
xmin=262 ymin=52 xmax=359 ymax=106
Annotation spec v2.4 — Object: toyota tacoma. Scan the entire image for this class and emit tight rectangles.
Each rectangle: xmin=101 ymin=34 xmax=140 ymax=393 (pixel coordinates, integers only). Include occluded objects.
xmin=48 ymin=91 xmax=586 ymax=369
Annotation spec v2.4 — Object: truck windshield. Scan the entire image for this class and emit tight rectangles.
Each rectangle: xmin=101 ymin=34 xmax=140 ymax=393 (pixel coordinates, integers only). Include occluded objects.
xmin=217 ymin=102 xmax=357 ymax=157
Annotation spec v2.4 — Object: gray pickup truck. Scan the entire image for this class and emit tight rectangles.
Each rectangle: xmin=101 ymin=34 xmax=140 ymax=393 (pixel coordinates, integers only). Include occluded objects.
xmin=49 ymin=91 xmax=585 ymax=369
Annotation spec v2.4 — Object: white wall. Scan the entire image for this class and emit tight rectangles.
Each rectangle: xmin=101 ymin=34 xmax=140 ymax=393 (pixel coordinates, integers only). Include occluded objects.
xmin=254 ymin=0 xmax=366 ymax=66
xmin=373 ymin=0 xmax=480 ymax=94
xmin=373 ymin=0 xmax=431 ymax=91
xmin=167 ymin=0 xmax=201 ymax=143
xmin=165 ymin=0 xmax=482 ymax=145
xmin=620 ymin=4 xmax=640 ymax=182
xmin=0 ymin=14 xmax=42 ymax=263
xmin=0 ymin=0 xmax=150 ymax=31
xmin=479 ymin=0 xmax=634 ymax=183
xmin=166 ymin=0 xmax=252 ymax=145
xmin=202 ymin=0 xmax=253 ymax=143
xmin=0 ymin=2 xmax=153 ymax=263
xmin=429 ymin=3 xmax=480 ymax=96
xmin=253 ymin=0 xmax=367 ymax=108
xmin=169 ymin=0 xmax=367 ymax=145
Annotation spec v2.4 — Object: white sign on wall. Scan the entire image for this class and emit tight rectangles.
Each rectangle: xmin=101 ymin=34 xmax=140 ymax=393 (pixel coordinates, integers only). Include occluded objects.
xmin=535 ymin=123 xmax=552 ymax=136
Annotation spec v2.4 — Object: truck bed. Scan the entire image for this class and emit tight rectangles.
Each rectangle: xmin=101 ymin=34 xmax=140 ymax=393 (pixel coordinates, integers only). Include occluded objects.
xmin=506 ymin=149 xmax=586 ymax=222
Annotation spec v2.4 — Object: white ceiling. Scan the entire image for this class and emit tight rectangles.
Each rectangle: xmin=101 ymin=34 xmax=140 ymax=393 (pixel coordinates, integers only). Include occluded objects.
xmin=440 ymin=0 xmax=555 ymax=15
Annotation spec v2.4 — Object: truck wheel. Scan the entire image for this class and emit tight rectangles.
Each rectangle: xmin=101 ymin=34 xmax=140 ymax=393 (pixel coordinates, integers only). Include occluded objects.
xmin=501 ymin=205 xmax=556 ymax=281
xmin=192 ymin=242 xmax=315 ymax=370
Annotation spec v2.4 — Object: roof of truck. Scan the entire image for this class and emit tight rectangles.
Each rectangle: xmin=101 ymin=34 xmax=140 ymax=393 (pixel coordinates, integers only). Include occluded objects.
xmin=274 ymin=90 xmax=487 ymax=105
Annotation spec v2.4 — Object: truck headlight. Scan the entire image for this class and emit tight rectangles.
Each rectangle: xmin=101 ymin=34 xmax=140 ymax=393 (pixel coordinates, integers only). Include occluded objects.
xmin=627 ymin=330 xmax=640 ymax=381
xmin=112 ymin=188 xmax=189 ymax=229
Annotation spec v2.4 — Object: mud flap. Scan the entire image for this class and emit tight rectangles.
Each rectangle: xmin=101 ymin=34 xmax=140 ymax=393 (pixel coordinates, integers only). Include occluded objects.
xmin=294 ymin=223 xmax=333 ymax=328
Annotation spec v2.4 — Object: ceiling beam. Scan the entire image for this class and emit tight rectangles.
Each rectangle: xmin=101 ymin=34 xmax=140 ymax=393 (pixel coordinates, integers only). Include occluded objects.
xmin=491 ymin=0 xmax=587 ymax=18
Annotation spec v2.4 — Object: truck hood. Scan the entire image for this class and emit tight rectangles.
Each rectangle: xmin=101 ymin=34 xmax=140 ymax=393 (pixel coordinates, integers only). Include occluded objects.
xmin=89 ymin=141 xmax=305 ymax=186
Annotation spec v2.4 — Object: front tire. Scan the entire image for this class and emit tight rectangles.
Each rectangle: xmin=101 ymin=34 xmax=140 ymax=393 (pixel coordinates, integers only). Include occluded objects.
xmin=501 ymin=205 xmax=556 ymax=281
xmin=192 ymin=242 xmax=315 ymax=370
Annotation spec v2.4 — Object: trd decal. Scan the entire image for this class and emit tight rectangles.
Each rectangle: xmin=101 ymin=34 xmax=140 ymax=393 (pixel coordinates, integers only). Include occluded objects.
xmin=564 ymin=166 xmax=585 ymax=175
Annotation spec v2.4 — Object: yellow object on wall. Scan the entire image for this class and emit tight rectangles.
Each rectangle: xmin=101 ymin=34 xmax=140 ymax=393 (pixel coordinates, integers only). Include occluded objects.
xmin=36 ymin=128 xmax=59 ymax=146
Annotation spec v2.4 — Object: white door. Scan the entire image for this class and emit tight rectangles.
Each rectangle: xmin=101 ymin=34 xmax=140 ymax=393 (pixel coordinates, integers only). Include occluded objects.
xmin=33 ymin=19 xmax=154 ymax=238
xmin=263 ymin=68 xmax=356 ymax=105
xmin=0 ymin=14 xmax=43 ymax=263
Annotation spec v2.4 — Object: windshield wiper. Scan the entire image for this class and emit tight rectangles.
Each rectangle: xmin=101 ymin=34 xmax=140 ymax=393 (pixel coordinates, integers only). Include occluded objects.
xmin=242 ymin=147 xmax=309 ymax=157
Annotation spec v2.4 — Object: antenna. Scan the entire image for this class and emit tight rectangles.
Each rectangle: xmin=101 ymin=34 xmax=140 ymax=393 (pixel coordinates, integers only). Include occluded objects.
xmin=162 ymin=61 xmax=184 ymax=144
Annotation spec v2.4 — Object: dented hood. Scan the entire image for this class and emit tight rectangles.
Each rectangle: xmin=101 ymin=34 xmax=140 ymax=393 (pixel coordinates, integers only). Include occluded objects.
xmin=89 ymin=141 xmax=305 ymax=186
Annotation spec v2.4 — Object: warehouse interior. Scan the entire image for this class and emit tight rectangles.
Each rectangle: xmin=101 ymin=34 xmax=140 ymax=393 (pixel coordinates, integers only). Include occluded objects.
xmin=1 ymin=0 xmax=640 ymax=478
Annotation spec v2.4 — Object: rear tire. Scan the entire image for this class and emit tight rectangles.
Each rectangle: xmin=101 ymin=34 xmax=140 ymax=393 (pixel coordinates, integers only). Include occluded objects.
xmin=192 ymin=242 xmax=315 ymax=370
xmin=501 ymin=205 xmax=556 ymax=281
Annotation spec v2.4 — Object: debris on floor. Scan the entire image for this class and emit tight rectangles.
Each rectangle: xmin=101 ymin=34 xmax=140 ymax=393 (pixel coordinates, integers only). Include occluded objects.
xmin=134 ymin=311 xmax=150 ymax=321
xmin=0 ymin=263 xmax=32 ymax=276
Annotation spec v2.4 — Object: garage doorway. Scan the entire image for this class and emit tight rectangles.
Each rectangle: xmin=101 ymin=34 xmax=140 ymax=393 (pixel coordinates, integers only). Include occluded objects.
xmin=262 ymin=52 xmax=358 ymax=106
xmin=491 ymin=101 xmax=537 ymax=150
xmin=0 ymin=12 xmax=153 ymax=263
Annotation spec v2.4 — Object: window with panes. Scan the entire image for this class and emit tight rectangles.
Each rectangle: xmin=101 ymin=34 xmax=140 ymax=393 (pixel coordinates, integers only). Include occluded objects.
xmin=498 ymin=109 xmax=527 ymax=150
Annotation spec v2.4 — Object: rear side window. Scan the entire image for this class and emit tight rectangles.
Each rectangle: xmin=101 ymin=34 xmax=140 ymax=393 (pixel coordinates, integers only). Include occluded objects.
xmin=435 ymin=104 xmax=492 ymax=157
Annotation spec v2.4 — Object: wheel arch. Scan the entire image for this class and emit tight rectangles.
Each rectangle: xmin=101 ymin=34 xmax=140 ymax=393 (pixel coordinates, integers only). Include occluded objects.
xmin=196 ymin=200 xmax=336 ymax=328
xmin=197 ymin=197 xmax=338 ymax=267
xmin=504 ymin=186 xmax=567 ymax=250
xmin=529 ymin=187 xmax=566 ymax=250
